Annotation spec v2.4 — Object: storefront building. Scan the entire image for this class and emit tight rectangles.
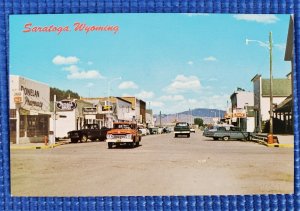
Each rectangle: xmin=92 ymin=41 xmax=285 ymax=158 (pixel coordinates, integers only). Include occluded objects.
xmin=49 ymin=99 xmax=94 ymax=139
xmin=10 ymin=75 xmax=50 ymax=144
xmin=251 ymin=74 xmax=291 ymax=133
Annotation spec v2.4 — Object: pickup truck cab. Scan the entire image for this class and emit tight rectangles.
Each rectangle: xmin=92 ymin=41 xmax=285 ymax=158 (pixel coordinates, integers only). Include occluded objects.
xmin=174 ymin=122 xmax=190 ymax=138
xmin=68 ymin=124 xmax=110 ymax=143
xmin=106 ymin=122 xmax=142 ymax=148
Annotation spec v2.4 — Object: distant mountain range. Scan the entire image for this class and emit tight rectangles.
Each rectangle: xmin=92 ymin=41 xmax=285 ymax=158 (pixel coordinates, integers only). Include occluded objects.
xmin=154 ymin=108 xmax=226 ymax=125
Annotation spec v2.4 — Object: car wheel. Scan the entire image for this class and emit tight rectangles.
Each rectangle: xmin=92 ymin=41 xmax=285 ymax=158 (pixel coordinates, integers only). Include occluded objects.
xmin=174 ymin=134 xmax=177 ymax=138
xmin=108 ymin=142 xmax=113 ymax=149
xmin=223 ymin=136 xmax=229 ymax=141
xmin=128 ymin=142 xmax=134 ymax=148
xmin=213 ymin=137 xmax=218 ymax=141
xmin=187 ymin=134 xmax=190 ymax=138
xmin=70 ymin=138 xmax=78 ymax=143
xmin=80 ymin=135 xmax=88 ymax=143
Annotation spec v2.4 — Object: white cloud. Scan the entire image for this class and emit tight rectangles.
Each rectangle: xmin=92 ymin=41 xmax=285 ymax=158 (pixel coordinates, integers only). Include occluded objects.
xmin=63 ymin=65 xmax=104 ymax=80
xmin=86 ymin=82 xmax=94 ymax=88
xmin=67 ymin=70 xmax=104 ymax=79
xmin=187 ymin=61 xmax=194 ymax=65
xmin=118 ymin=81 xmax=138 ymax=89
xmin=233 ymin=14 xmax=279 ymax=24
xmin=165 ymin=75 xmax=201 ymax=93
xmin=63 ymin=65 xmax=80 ymax=73
xmin=203 ymin=56 xmax=217 ymax=62
xmin=52 ymin=55 xmax=79 ymax=65
xmin=136 ymin=90 xmax=155 ymax=99
xmin=160 ymin=95 xmax=185 ymax=101
xmin=149 ymin=101 xmax=164 ymax=107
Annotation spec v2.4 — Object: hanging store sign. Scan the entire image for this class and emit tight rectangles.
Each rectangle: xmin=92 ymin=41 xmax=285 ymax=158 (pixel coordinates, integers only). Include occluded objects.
xmin=233 ymin=112 xmax=246 ymax=118
xmin=56 ymin=100 xmax=77 ymax=111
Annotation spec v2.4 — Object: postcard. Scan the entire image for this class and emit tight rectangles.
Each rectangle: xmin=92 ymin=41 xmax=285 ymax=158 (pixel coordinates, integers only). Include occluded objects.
xmin=9 ymin=13 xmax=293 ymax=196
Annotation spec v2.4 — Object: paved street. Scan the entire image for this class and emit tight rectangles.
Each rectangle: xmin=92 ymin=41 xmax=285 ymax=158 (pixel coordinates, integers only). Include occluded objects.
xmin=11 ymin=131 xmax=293 ymax=196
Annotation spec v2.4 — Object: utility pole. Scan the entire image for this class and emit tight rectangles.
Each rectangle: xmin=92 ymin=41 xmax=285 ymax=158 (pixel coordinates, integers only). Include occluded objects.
xmin=268 ymin=31 xmax=274 ymax=144
xmin=53 ymin=94 xmax=56 ymax=146
xmin=159 ymin=111 xmax=162 ymax=127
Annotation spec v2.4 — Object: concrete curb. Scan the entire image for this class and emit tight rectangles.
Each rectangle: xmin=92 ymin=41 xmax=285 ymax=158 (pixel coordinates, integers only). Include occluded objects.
xmin=251 ymin=138 xmax=293 ymax=148
xmin=10 ymin=141 xmax=68 ymax=150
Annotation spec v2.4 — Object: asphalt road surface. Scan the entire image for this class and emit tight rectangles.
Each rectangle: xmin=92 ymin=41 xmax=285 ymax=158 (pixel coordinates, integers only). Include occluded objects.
xmin=11 ymin=131 xmax=293 ymax=196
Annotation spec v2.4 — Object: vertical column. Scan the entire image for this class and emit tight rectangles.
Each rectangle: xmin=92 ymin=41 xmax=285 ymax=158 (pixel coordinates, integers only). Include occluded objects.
xmin=16 ymin=105 xmax=20 ymax=144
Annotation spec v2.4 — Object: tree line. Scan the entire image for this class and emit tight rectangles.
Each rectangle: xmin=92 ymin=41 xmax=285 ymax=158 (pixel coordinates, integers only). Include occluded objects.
xmin=50 ymin=87 xmax=80 ymax=101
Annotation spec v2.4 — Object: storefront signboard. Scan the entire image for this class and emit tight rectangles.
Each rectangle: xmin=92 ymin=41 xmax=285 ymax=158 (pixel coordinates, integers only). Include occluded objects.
xmin=83 ymin=107 xmax=97 ymax=114
xmin=56 ymin=100 xmax=77 ymax=111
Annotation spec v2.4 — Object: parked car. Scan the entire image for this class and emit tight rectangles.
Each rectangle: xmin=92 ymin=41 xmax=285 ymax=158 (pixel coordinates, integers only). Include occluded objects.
xmin=138 ymin=127 xmax=148 ymax=136
xmin=106 ymin=122 xmax=142 ymax=148
xmin=204 ymin=126 xmax=252 ymax=141
xmin=203 ymin=124 xmax=234 ymax=140
xmin=190 ymin=128 xmax=196 ymax=133
xmin=174 ymin=122 xmax=190 ymax=138
xmin=149 ymin=127 xmax=159 ymax=134
xmin=68 ymin=124 xmax=110 ymax=143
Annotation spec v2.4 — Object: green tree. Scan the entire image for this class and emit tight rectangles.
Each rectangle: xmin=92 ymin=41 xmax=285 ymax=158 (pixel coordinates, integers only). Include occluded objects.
xmin=194 ymin=118 xmax=204 ymax=127
xmin=50 ymin=87 xmax=80 ymax=101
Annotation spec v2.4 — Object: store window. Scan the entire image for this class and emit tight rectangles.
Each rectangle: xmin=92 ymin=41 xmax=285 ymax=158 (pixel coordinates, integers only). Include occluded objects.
xmin=20 ymin=115 xmax=49 ymax=137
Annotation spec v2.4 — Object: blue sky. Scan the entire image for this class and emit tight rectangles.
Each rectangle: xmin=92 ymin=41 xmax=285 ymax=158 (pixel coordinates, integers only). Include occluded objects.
xmin=10 ymin=14 xmax=291 ymax=114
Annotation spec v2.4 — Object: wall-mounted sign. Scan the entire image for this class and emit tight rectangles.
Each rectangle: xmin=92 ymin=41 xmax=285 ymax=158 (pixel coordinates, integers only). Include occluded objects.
xmin=102 ymin=105 xmax=112 ymax=111
xmin=13 ymin=91 xmax=24 ymax=104
xmin=56 ymin=100 xmax=77 ymax=111
xmin=83 ymin=107 xmax=97 ymax=114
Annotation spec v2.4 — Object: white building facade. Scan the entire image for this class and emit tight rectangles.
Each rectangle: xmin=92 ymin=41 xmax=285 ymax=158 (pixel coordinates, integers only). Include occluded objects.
xmin=251 ymin=74 xmax=291 ymax=132
xmin=229 ymin=90 xmax=255 ymax=132
xmin=9 ymin=75 xmax=50 ymax=144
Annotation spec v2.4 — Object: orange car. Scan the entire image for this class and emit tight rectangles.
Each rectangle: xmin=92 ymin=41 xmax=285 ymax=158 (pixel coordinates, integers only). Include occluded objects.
xmin=106 ymin=122 xmax=142 ymax=148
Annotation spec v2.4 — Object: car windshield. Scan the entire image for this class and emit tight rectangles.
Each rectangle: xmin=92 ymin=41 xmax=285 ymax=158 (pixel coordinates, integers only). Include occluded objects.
xmin=83 ymin=125 xmax=98 ymax=129
xmin=113 ymin=124 xmax=134 ymax=129
xmin=176 ymin=123 xmax=188 ymax=127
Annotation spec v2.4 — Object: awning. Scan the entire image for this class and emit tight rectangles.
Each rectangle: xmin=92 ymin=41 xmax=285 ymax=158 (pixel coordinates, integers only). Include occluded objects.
xmin=274 ymin=95 xmax=292 ymax=112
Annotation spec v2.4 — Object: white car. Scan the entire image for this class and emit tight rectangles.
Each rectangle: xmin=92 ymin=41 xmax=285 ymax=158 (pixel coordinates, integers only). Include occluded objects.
xmin=138 ymin=128 xmax=148 ymax=136
xmin=190 ymin=128 xmax=196 ymax=133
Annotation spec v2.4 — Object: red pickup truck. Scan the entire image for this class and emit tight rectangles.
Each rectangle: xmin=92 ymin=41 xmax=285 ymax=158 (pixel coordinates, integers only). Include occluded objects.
xmin=106 ymin=122 xmax=142 ymax=148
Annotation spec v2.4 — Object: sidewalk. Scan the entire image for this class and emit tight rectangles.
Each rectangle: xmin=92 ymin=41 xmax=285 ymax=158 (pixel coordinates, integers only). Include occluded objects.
xmin=251 ymin=133 xmax=294 ymax=148
xmin=10 ymin=140 xmax=69 ymax=150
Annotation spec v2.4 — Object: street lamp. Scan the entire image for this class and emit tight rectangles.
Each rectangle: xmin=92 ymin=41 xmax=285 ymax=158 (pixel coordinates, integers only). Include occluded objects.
xmin=107 ymin=76 xmax=122 ymax=105
xmin=246 ymin=32 xmax=274 ymax=144
xmin=106 ymin=77 xmax=122 ymax=127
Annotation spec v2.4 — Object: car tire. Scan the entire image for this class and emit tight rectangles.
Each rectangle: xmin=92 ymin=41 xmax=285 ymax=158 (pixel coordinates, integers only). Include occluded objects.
xmin=129 ymin=142 xmax=134 ymax=148
xmin=80 ymin=135 xmax=88 ymax=143
xmin=174 ymin=134 xmax=177 ymax=138
xmin=70 ymin=138 xmax=78 ymax=143
xmin=187 ymin=134 xmax=190 ymax=138
xmin=223 ymin=136 xmax=229 ymax=141
xmin=213 ymin=137 xmax=218 ymax=141
xmin=108 ymin=142 xmax=113 ymax=149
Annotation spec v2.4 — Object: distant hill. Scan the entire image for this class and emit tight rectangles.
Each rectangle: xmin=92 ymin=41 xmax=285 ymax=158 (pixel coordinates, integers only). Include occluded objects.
xmin=154 ymin=108 xmax=226 ymax=125
xmin=180 ymin=108 xmax=226 ymax=117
